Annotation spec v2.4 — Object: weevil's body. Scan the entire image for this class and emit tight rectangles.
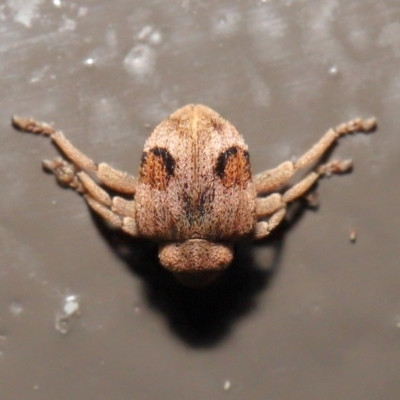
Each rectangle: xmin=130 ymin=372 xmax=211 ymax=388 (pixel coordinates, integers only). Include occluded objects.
xmin=136 ymin=106 xmax=256 ymax=241
xmin=136 ymin=106 xmax=256 ymax=285
xmin=12 ymin=105 xmax=376 ymax=286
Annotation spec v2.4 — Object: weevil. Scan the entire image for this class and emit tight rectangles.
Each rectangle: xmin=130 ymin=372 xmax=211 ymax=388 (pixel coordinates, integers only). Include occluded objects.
xmin=12 ymin=105 xmax=376 ymax=286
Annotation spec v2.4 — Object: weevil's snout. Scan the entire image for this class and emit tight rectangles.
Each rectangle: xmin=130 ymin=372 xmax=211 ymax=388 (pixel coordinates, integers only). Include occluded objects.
xmin=158 ymin=239 xmax=233 ymax=287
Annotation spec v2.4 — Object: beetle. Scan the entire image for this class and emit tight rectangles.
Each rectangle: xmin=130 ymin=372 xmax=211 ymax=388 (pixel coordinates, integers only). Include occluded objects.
xmin=12 ymin=105 xmax=376 ymax=286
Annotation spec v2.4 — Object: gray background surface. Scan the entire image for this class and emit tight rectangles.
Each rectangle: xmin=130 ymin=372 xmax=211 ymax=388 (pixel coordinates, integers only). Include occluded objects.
xmin=0 ymin=0 xmax=399 ymax=399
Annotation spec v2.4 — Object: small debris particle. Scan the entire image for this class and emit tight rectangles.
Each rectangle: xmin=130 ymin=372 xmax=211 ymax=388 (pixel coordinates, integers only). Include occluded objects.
xmin=305 ymin=191 xmax=319 ymax=208
xmin=55 ymin=314 xmax=70 ymax=334
xmin=349 ymin=229 xmax=357 ymax=243
xmin=55 ymin=295 xmax=81 ymax=334
xmin=63 ymin=295 xmax=80 ymax=316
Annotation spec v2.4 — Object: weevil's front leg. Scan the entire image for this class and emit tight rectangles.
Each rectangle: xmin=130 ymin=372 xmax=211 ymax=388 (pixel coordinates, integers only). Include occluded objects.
xmin=41 ymin=157 xmax=84 ymax=192
xmin=254 ymin=117 xmax=376 ymax=194
xmin=12 ymin=116 xmax=137 ymax=194
xmin=253 ymin=208 xmax=286 ymax=240
xmin=77 ymin=171 xmax=139 ymax=236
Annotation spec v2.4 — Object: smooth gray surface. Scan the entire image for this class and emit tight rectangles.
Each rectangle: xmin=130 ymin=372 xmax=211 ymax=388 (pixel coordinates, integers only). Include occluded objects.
xmin=1 ymin=0 xmax=399 ymax=399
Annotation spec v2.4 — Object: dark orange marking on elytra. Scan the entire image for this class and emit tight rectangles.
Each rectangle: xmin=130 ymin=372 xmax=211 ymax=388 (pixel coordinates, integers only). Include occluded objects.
xmin=139 ymin=147 xmax=176 ymax=191
xmin=215 ymin=146 xmax=251 ymax=189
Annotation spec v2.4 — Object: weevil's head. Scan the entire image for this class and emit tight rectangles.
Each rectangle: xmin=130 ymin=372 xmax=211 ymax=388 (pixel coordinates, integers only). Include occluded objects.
xmin=158 ymin=239 xmax=233 ymax=287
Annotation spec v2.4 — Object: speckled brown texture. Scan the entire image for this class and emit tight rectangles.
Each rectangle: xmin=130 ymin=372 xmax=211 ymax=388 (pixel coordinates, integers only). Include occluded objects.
xmin=135 ymin=105 xmax=256 ymax=242
xmin=159 ymin=240 xmax=233 ymax=272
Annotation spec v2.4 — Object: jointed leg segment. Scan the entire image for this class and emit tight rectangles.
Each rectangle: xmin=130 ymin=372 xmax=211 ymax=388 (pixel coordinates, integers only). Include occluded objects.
xmin=253 ymin=117 xmax=377 ymax=240
xmin=253 ymin=117 xmax=376 ymax=194
xmin=12 ymin=116 xmax=137 ymax=194
xmin=12 ymin=116 xmax=139 ymax=236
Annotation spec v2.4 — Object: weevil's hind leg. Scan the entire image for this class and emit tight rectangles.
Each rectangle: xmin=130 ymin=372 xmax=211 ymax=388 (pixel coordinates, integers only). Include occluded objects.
xmin=253 ymin=117 xmax=377 ymax=239
xmin=12 ymin=116 xmax=137 ymax=194
xmin=253 ymin=117 xmax=377 ymax=194
xmin=254 ymin=159 xmax=355 ymax=238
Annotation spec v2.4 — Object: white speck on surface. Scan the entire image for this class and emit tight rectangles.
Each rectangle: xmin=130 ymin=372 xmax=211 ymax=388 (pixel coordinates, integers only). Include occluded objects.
xmin=329 ymin=64 xmax=339 ymax=75
xmin=55 ymin=295 xmax=81 ymax=334
xmin=7 ymin=0 xmax=45 ymax=28
xmin=82 ymin=28 xmax=118 ymax=67
xmin=149 ymin=30 xmax=162 ymax=45
xmin=52 ymin=0 xmax=61 ymax=7
xmin=63 ymin=295 xmax=80 ymax=316
xmin=84 ymin=57 xmax=95 ymax=66
xmin=123 ymin=44 xmax=156 ymax=80
xmin=84 ymin=49 xmax=105 ymax=66
xmin=223 ymin=380 xmax=231 ymax=391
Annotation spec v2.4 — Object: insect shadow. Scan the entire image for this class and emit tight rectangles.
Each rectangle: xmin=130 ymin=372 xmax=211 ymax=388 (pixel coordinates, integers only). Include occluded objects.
xmin=90 ymin=196 xmax=312 ymax=348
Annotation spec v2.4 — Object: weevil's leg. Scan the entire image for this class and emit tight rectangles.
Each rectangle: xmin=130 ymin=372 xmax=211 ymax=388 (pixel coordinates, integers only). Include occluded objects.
xmin=253 ymin=117 xmax=377 ymax=194
xmin=282 ymin=159 xmax=353 ymax=203
xmin=255 ymin=193 xmax=285 ymax=219
xmin=96 ymin=163 xmax=137 ymax=194
xmin=253 ymin=161 xmax=295 ymax=196
xmin=12 ymin=116 xmax=137 ymax=194
xmin=42 ymin=157 xmax=84 ymax=192
xmin=77 ymin=171 xmax=139 ymax=237
xmin=255 ymin=159 xmax=353 ymax=220
xmin=12 ymin=117 xmax=97 ymax=170
xmin=84 ymin=195 xmax=139 ymax=236
xmin=253 ymin=208 xmax=286 ymax=240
